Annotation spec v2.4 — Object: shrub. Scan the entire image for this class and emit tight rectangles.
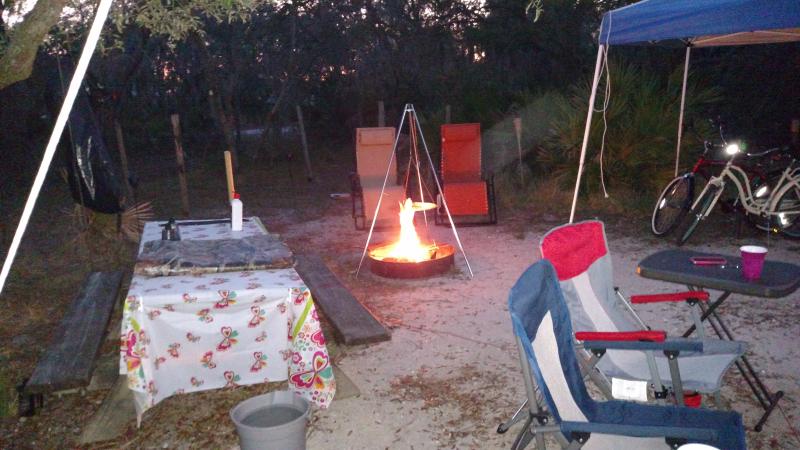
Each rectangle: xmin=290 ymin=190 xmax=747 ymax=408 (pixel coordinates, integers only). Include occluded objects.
xmin=538 ymin=62 xmax=721 ymax=201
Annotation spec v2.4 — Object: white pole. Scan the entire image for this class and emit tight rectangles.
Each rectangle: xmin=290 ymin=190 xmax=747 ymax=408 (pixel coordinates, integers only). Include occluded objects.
xmin=569 ymin=45 xmax=605 ymax=224
xmin=0 ymin=0 xmax=114 ymax=296
xmin=675 ymin=46 xmax=691 ymax=177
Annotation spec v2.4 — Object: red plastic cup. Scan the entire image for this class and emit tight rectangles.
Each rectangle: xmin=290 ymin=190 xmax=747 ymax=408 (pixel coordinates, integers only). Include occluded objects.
xmin=740 ymin=245 xmax=767 ymax=280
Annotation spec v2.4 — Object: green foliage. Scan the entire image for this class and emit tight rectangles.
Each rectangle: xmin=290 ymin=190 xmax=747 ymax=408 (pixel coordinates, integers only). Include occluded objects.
xmin=130 ymin=0 xmax=268 ymax=43
xmin=538 ymin=62 xmax=721 ymax=199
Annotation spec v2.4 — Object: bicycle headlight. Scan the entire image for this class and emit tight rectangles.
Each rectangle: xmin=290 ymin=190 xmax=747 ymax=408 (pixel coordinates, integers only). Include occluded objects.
xmin=724 ymin=143 xmax=741 ymax=155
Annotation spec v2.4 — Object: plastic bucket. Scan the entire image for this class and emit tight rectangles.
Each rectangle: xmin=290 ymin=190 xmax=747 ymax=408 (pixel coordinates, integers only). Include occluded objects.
xmin=230 ymin=390 xmax=310 ymax=450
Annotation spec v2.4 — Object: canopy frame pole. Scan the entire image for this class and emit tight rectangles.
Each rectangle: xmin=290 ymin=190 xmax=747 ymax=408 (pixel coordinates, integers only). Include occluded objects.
xmin=0 ymin=0 xmax=114 ymax=297
xmin=569 ymin=45 xmax=606 ymax=223
xmin=675 ymin=45 xmax=692 ymax=176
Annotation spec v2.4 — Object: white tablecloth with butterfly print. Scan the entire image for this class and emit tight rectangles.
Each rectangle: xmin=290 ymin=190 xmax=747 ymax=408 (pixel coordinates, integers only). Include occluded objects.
xmin=121 ymin=219 xmax=335 ymax=422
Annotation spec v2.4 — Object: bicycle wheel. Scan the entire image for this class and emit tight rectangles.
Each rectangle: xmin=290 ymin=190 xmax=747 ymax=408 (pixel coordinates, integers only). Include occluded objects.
xmin=775 ymin=184 xmax=800 ymax=238
xmin=745 ymin=175 xmax=780 ymax=232
xmin=676 ymin=185 xmax=720 ymax=246
xmin=651 ymin=175 xmax=693 ymax=236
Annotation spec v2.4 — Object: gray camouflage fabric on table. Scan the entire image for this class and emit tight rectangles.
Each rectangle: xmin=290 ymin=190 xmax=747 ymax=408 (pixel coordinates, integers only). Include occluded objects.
xmin=135 ymin=234 xmax=294 ymax=277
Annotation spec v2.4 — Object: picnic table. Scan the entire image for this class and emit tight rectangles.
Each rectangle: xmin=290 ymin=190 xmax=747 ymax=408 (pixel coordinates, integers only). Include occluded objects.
xmin=120 ymin=218 xmax=335 ymax=423
xmin=637 ymin=248 xmax=800 ymax=431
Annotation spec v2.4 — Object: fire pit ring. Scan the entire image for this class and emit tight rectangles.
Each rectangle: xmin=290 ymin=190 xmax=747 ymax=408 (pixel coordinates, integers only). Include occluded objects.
xmin=368 ymin=242 xmax=455 ymax=279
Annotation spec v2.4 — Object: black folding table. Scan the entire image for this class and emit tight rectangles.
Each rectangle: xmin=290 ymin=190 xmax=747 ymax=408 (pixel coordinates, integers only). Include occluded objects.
xmin=637 ymin=249 xmax=800 ymax=431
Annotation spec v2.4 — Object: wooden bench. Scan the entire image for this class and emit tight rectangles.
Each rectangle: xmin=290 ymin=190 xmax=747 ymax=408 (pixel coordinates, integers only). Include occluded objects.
xmin=21 ymin=271 xmax=123 ymax=412
xmin=294 ymin=254 xmax=390 ymax=345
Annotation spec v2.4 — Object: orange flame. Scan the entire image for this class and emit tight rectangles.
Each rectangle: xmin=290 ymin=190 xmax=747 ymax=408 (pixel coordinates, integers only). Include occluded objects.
xmin=370 ymin=198 xmax=433 ymax=262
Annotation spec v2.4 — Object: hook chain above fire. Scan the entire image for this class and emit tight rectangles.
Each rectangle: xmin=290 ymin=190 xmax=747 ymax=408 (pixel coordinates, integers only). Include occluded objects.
xmin=356 ymin=104 xmax=474 ymax=279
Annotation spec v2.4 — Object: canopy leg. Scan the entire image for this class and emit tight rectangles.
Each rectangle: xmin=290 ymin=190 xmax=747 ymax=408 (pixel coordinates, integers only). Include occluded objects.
xmin=569 ymin=45 xmax=606 ymax=224
xmin=675 ymin=46 xmax=692 ymax=177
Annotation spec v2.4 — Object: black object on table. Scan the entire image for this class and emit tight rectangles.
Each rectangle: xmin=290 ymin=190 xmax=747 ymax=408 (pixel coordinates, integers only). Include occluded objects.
xmin=638 ymin=249 xmax=800 ymax=432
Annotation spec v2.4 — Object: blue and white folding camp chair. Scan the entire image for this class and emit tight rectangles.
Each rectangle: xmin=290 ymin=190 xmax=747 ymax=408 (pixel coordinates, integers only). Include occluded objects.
xmin=503 ymin=260 xmax=746 ymax=450
xmin=539 ymin=221 xmax=745 ymax=406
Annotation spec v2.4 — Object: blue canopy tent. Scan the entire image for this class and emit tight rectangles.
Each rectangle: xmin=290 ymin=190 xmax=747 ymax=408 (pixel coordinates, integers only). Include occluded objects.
xmin=569 ymin=0 xmax=800 ymax=222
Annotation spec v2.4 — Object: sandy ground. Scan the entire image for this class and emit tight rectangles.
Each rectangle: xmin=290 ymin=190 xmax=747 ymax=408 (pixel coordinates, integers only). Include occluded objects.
xmin=2 ymin=152 xmax=798 ymax=449
xmin=263 ymin=199 xmax=800 ymax=450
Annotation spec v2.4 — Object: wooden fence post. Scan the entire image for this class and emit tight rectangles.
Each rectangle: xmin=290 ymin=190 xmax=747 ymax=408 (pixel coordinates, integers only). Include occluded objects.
xmin=513 ymin=116 xmax=524 ymax=184
xmin=224 ymin=150 xmax=235 ymax=201
xmin=296 ymin=105 xmax=313 ymax=181
xmin=170 ymin=114 xmax=191 ymax=216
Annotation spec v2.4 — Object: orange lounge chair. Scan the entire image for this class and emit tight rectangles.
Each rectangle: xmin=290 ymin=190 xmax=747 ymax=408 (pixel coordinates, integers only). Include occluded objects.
xmin=436 ymin=123 xmax=496 ymax=226
xmin=350 ymin=127 xmax=406 ymax=230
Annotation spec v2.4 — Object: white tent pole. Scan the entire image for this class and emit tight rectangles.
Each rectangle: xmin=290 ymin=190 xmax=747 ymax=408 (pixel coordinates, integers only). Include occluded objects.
xmin=674 ymin=46 xmax=691 ymax=176
xmin=569 ymin=45 xmax=605 ymax=224
xmin=0 ymin=0 xmax=114 ymax=297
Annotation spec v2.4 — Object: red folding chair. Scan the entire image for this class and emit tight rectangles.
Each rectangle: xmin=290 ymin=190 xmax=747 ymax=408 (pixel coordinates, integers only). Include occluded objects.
xmin=436 ymin=123 xmax=496 ymax=226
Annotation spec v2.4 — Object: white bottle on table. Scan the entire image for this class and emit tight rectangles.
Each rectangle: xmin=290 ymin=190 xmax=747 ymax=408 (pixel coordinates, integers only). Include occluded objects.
xmin=231 ymin=193 xmax=243 ymax=231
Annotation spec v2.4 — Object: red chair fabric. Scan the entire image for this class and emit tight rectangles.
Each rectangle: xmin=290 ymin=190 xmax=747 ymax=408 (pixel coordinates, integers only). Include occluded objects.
xmin=540 ymin=221 xmax=608 ymax=281
xmin=441 ymin=123 xmax=482 ymax=183
xmin=442 ymin=182 xmax=489 ymax=216
xmin=440 ymin=123 xmax=491 ymax=218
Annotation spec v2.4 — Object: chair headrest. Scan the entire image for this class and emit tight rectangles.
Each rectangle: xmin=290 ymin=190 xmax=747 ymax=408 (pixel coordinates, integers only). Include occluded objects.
xmin=357 ymin=127 xmax=396 ymax=146
xmin=540 ymin=221 xmax=608 ymax=281
xmin=441 ymin=123 xmax=480 ymax=142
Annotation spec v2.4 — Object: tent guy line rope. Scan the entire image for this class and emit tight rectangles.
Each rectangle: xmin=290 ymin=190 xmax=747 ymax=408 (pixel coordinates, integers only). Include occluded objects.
xmin=595 ymin=12 xmax=612 ymax=199
xmin=596 ymin=42 xmax=612 ymax=199
xmin=0 ymin=0 xmax=114 ymax=297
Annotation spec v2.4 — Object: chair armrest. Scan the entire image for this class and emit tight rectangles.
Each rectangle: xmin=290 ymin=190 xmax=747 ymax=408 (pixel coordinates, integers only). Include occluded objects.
xmin=576 ymin=332 xmax=703 ymax=353
xmin=575 ymin=331 xmax=665 ymax=342
xmin=561 ymin=421 xmax=717 ymax=442
xmin=630 ymin=291 xmax=709 ymax=304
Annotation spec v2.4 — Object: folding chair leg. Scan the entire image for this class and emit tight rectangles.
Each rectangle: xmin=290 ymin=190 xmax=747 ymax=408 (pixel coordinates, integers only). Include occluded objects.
xmin=509 ymin=417 xmax=561 ymax=450
xmin=665 ymin=351 xmax=685 ymax=406
xmin=689 ymin=301 xmax=706 ymax=339
xmin=577 ymin=349 xmax=613 ymax=399
xmin=565 ymin=437 xmax=587 ymax=450
xmin=498 ymin=399 xmax=529 ymax=433
xmin=645 ymin=350 xmax=666 ymax=404
xmin=511 ymin=414 xmax=536 ymax=450
xmin=487 ymin=174 xmax=498 ymax=224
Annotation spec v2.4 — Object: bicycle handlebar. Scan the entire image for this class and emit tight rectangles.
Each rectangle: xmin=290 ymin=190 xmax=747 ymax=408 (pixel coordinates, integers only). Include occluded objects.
xmin=744 ymin=147 xmax=783 ymax=159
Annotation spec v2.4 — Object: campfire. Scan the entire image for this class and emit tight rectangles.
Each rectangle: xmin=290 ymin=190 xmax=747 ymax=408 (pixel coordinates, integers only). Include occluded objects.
xmin=368 ymin=198 xmax=455 ymax=278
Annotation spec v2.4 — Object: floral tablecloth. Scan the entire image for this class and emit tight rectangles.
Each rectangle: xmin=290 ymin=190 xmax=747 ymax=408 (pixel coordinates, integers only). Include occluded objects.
xmin=120 ymin=260 xmax=335 ymax=422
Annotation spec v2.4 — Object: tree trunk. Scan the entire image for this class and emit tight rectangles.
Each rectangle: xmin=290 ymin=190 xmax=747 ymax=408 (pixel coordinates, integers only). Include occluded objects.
xmin=0 ymin=0 xmax=70 ymax=90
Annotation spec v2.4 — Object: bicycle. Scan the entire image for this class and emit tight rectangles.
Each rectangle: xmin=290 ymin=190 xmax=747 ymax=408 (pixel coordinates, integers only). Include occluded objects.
xmin=651 ymin=123 xmax=787 ymax=237
xmin=673 ymin=147 xmax=800 ymax=245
